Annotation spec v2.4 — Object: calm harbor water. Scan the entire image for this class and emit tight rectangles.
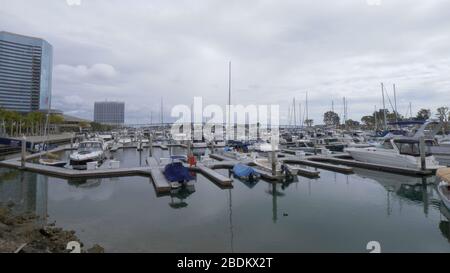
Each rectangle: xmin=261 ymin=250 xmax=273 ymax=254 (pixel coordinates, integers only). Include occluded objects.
xmin=1 ymin=148 xmax=450 ymax=253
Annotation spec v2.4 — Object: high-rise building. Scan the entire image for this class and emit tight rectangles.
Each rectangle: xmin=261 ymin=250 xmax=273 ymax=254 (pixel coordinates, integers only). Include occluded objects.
xmin=0 ymin=31 xmax=53 ymax=112
xmin=94 ymin=101 xmax=125 ymax=125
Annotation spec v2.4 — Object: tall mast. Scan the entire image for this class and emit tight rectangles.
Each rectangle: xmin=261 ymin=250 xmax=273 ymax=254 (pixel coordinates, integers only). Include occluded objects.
xmin=343 ymin=97 xmax=346 ymax=128
xmin=228 ymin=61 xmax=232 ymax=129
xmin=305 ymin=92 xmax=309 ymax=126
xmin=393 ymin=84 xmax=398 ymax=123
xmin=381 ymin=83 xmax=387 ymax=130
xmin=293 ymin=97 xmax=296 ymax=128
xmin=409 ymin=102 xmax=412 ymax=118
xmin=299 ymin=102 xmax=302 ymax=128
xmin=160 ymin=97 xmax=164 ymax=126
xmin=374 ymin=105 xmax=378 ymax=131
xmin=287 ymin=105 xmax=291 ymax=126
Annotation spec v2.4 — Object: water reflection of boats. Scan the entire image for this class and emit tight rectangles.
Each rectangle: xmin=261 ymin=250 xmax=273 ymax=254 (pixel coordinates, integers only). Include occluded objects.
xmin=354 ymin=168 xmax=434 ymax=195
xmin=67 ymin=178 xmax=102 ymax=188
xmin=353 ymin=168 xmax=439 ymax=216
xmin=168 ymin=184 xmax=195 ymax=209
xmin=265 ymin=182 xmax=286 ymax=223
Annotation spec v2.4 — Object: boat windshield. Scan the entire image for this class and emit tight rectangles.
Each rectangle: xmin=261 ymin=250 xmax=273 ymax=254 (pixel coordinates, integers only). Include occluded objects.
xmin=381 ymin=140 xmax=394 ymax=149
xmin=79 ymin=142 xmax=102 ymax=151
xmin=393 ymin=140 xmax=431 ymax=156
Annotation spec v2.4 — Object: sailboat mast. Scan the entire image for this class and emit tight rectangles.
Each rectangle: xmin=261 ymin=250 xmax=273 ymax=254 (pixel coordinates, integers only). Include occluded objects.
xmin=160 ymin=97 xmax=164 ymax=126
xmin=299 ymin=102 xmax=302 ymax=128
xmin=228 ymin=61 xmax=232 ymax=129
xmin=374 ymin=105 xmax=378 ymax=131
xmin=409 ymin=102 xmax=413 ymax=118
xmin=293 ymin=97 xmax=296 ymax=128
xmin=343 ymin=97 xmax=346 ymax=128
xmin=381 ymin=83 xmax=387 ymax=130
xmin=305 ymin=92 xmax=309 ymax=127
xmin=393 ymin=84 xmax=398 ymax=123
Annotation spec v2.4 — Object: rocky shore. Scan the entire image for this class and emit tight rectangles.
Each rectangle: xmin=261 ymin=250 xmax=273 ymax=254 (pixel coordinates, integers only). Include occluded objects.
xmin=0 ymin=202 xmax=104 ymax=253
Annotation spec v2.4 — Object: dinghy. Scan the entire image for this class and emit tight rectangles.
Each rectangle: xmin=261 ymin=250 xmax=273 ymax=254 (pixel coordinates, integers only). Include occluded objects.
xmin=39 ymin=158 xmax=67 ymax=168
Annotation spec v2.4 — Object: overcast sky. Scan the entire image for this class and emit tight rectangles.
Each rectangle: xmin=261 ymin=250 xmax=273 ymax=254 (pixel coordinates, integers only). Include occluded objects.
xmin=1 ymin=0 xmax=449 ymax=124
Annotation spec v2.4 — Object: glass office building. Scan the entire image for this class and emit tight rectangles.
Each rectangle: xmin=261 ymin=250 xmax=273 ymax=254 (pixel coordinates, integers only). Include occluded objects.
xmin=94 ymin=101 xmax=125 ymax=125
xmin=0 ymin=31 xmax=53 ymax=112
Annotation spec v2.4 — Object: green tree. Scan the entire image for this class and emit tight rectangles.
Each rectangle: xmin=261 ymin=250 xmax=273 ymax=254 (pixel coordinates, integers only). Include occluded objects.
xmin=416 ymin=108 xmax=431 ymax=120
xmin=304 ymin=119 xmax=314 ymax=127
xmin=361 ymin=115 xmax=375 ymax=129
xmin=323 ymin=111 xmax=340 ymax=127
xmin=436 ymin=106 xmax=449 ymax=133
xmin=345 ymin=119 xmax=360 ymax=129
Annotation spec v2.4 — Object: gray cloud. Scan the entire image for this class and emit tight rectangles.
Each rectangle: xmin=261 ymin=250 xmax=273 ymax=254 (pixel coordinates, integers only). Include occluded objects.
xmin=1 ymin=0 xmax=449 ymax=124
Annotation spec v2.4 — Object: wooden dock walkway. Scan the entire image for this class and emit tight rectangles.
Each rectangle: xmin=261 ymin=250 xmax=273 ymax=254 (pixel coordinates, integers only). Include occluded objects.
xmin=310 ymin=156 xmax=434 ymax=176
xmin=148 ymin=168 xmax=171 ymax=194
xmin=193 ymin=163 xmax=233 ymax=188
xmin=282 ymin=158 xmax=354 ymax=174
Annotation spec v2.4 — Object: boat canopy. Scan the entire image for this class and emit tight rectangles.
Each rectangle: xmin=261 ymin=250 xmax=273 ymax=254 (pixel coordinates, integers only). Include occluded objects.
xmin=233 ymin=163 xmax=258 ymax=178
xmin=393 ymin=139 xmax=431 ymax=156
xmin=163 ymin=162 xmax=194 ymax=182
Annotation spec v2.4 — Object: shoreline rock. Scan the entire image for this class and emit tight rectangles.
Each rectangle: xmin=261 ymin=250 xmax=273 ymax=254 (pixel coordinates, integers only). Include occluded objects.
xmin=0 ymin=202 xmax=103 ymax=253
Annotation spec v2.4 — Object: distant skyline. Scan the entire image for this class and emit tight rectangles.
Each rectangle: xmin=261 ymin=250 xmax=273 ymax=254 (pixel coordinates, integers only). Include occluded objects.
xmin=1 ymin=0 xmax=449 ymax=124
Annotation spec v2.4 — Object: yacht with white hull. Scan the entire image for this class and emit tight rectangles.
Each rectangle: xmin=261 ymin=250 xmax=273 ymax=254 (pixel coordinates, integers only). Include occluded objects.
xmin=69 ymin=140 xmax=106 ymax=170
xmin=346 ymin=138 xmax=442 ymax=170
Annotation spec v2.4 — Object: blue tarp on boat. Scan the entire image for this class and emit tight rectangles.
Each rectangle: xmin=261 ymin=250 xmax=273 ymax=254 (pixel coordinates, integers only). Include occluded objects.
xmin=233 ymin=163 xmax=257 ymax=178
xmin=163 ymin=162 xmax=194 ymax=182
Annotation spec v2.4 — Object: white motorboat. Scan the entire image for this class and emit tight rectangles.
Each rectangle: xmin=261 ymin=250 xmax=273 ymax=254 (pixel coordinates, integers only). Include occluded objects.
xmin=254 ymin=142 xmax=279 ymax=152
xmin=437 ymin=168 xmax=450 ymax=209
xmin=118 ymin=137 xmax=132 ymax=145
xmin=424 ymin=139 xmax=450 ymax=166
xmin=253 ymin=157 xmax=294 ymax=179
xmin=409 ymin=119 xmax=450 ymax=166
xmin=345 ymin=138 xmax=442 ymax=170
xmin=69 ymin=140 xmax=106 ymax=170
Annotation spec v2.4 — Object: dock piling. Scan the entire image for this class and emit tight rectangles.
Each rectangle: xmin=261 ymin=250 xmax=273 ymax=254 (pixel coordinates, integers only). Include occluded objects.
xmin=149 ymin=134 xmax=153 ymax=157
xmin=21 ymin=136 xmax=26 ymax=168
xmin=419 ymin=136 xmax=426 ymax=170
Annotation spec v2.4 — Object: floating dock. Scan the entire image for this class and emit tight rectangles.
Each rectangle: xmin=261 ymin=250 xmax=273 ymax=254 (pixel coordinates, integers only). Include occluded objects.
xmin=192 ymin=163 xmax=233 ymax=188
xmin=310 ymin=156 xmax=434 ymax=176
xmin=282 ymin=158 xmax=353 ymax=174
xmin=296 ymin=165 xmax=320 ymax=178
xmin=148 ymin=168 xmax=171 ymax=194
